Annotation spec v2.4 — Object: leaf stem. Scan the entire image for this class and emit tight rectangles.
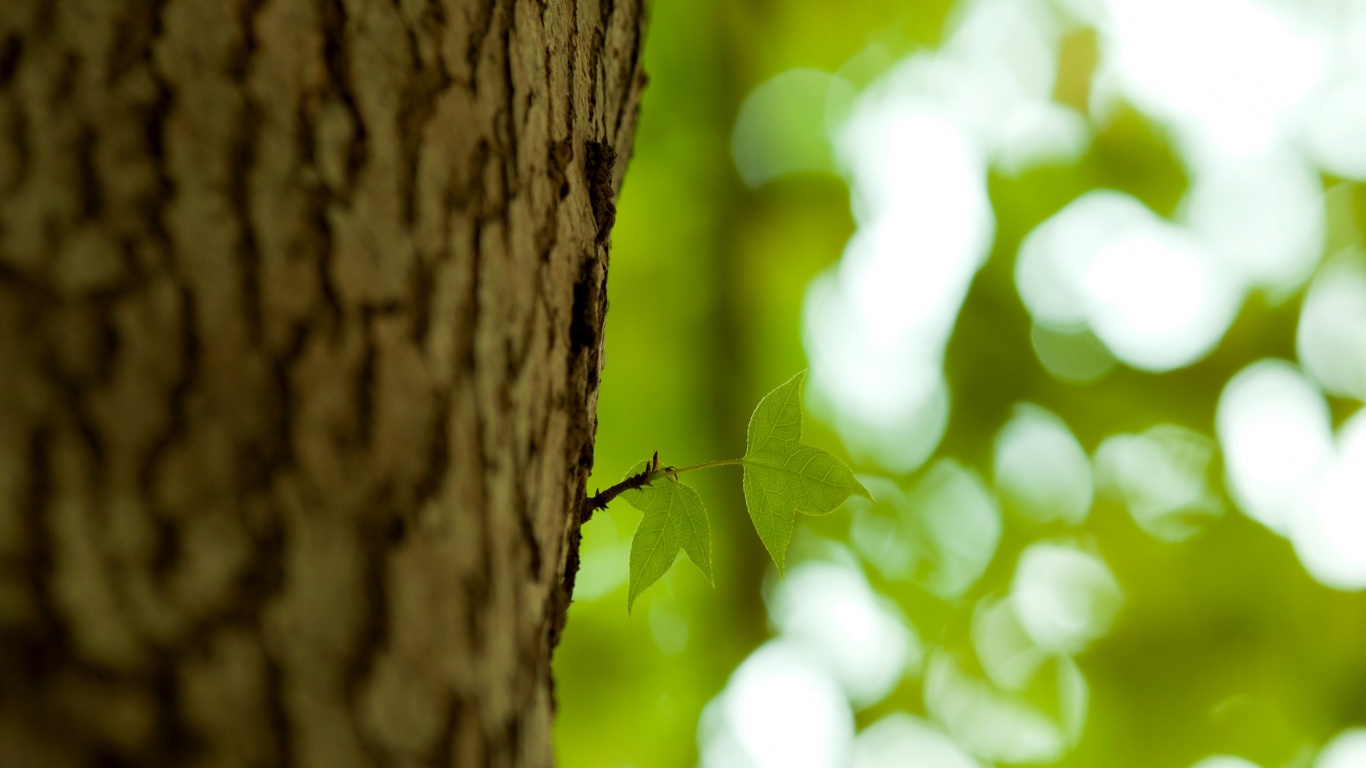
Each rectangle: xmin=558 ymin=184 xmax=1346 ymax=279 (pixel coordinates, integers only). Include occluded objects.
xmin=657 ymin=458 xmax=743 ymax=477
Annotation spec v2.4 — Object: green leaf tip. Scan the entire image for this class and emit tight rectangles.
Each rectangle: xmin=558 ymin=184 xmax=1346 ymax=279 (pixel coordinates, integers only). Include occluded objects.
xmin=740 ymin=370 xmax=870 ymax=576
xmin=623 ymin=461 xmax=714 ymax=613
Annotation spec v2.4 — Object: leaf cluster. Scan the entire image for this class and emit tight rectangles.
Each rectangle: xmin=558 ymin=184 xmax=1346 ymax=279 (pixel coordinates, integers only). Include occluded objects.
xmin=601 ymin=371 xmax=870 ymax=611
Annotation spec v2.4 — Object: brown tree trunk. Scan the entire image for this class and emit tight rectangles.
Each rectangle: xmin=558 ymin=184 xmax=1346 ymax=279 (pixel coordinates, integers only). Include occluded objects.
xmin=0 ymin=0 xmax=643 ymax=765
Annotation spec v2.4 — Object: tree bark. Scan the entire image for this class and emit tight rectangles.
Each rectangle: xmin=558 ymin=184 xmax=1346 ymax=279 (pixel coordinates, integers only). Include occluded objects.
xmin=0 ymin=0 xmax=644 ymax=765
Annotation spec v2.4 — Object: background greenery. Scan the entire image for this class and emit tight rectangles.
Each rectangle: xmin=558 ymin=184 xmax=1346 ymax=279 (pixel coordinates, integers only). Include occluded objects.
xmin=555 ymin=1 xmax=1366 ymax=766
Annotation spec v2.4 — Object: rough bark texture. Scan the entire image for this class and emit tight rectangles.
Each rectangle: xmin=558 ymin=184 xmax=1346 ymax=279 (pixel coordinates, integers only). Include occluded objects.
xmin=0 ymin=0 xmax=644 ymax=765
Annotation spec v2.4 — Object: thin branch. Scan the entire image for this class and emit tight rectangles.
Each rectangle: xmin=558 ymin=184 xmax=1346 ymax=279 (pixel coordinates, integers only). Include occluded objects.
xmin=586 ymin=464 xmax=654 ymax=513
xmin=584 ymin=455 xmax=745 ymax=518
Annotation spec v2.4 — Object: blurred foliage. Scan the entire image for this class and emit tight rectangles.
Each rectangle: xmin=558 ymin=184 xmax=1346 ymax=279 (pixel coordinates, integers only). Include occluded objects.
xmin=553 ymin=1 xmax=1366 ymax=767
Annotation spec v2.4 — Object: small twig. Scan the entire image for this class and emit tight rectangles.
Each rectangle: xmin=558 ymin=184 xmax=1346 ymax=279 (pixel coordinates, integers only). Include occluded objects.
xmin=587 ymin=469 xmax=653 ymax=511
xmin=583 ymin=453 xmax=745 ymax=519
xmin=585 ymin=452 xmax=658 ymax=514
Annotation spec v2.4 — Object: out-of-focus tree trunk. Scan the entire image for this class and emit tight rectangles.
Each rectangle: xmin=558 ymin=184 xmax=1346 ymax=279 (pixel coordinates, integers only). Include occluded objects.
xmin=0 ymin=0 xmax=643 ymax=764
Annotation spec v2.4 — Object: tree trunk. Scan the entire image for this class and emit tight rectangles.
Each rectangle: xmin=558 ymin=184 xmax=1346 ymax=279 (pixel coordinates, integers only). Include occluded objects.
xmin=0 ymin=0 xmax=643 ymax=765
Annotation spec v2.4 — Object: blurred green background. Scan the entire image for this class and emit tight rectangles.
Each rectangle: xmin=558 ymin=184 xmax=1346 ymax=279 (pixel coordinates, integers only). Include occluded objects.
xmin=554 ymin=1 xmax=1366 ymax=767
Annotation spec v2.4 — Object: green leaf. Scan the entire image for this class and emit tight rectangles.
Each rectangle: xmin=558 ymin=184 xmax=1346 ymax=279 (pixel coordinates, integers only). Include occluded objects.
xmin=622 ymin=461 xmax=714 ymax=612
xmin=741 ymin=370 xmax=870 ymax=575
